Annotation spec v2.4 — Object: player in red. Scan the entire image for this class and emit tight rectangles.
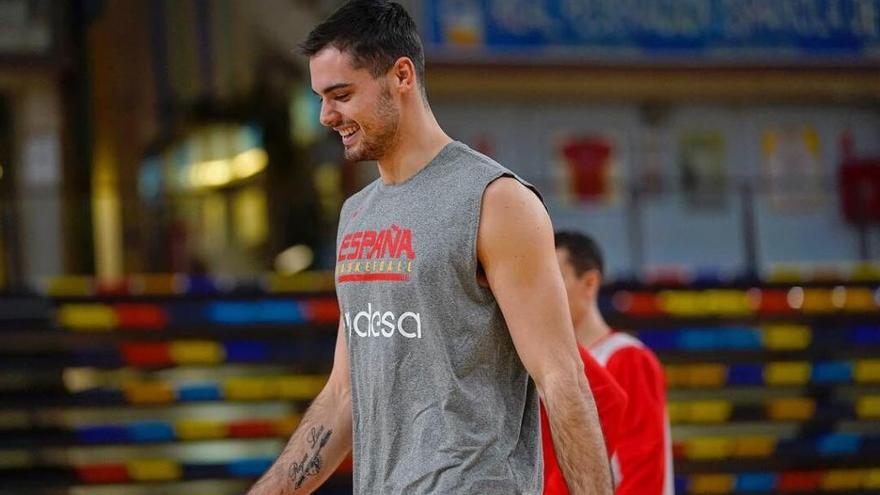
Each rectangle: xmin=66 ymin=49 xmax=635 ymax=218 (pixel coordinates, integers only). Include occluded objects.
xmin=541 ymin=347 xmax=627 ymax=494
xmin=554 ymin=231 xmax=674 ymax=495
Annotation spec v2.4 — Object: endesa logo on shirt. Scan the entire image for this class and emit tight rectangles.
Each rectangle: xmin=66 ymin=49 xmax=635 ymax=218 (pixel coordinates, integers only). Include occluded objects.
xmin=335 ymin=224 xmax=416 ymax=284
xmin=343 ymin=303 xmax=422 ymax=339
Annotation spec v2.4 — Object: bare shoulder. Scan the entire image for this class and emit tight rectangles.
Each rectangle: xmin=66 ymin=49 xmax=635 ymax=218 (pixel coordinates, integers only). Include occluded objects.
xmin=481 ymin=176 xmax=544 ymax=214
xmin=478 ymin=177 xmax=553 ymax=265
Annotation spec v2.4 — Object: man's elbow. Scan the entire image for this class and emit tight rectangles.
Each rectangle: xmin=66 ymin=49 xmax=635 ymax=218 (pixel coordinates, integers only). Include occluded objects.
xmin=533 ymin=355 xmax=587 ymax=400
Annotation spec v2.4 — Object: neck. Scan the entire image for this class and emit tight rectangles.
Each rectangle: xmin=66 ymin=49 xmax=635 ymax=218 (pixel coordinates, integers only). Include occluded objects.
xmin=573 ymin=304 xmax=612 ymax=349
xmin=376 ymin=101 xmax=451 ymax=184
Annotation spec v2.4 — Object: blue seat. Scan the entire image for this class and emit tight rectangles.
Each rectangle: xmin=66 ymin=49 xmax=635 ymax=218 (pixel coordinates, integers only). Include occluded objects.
xmin=679 ymin=329 xmax=720 ymax=350
xmin=127 ymin=420 xmax=175 ymax=442
xmin=224 ymin=341 xmax=270 ymax=363
xmin=674 ymin=476 xmax=688 ymax=495
xmin=185 ymin=274 xmax=219 ymax=295
xmin=727 ymin=364 xmax=764 ymax=385
xmin=812 ymin=361 xmax=853 ymax=384
xmin=817 ymin=433 xmax=861 ymax=456
xmin=635 ymin=330 xmax=678 ymax=351
xmin=76 ymin=425 xmax=128 ymax=444
xmin=850 ymin=324 xmax=880 ymax=345
xmin=736 ymin=472 xmax=776 ymax=492
xmin=208 ymin=300 xmax=305 ymax=325
xmin=177 ymin=382 xmax=222 ymax=402
xmin=228 ymin=458 xmax=274 ymax=477
xmin=721 ymin=327 xmax=762 ymax=350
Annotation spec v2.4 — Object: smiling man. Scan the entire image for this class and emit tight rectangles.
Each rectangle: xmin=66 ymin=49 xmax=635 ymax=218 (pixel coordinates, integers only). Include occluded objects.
xmin=247 ymin=1 xmax=612 ymax=494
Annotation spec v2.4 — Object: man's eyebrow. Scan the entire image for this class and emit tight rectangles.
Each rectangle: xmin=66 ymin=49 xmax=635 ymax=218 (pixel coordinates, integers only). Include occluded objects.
xmin=313 ymin=82 xmax=353 ymax=96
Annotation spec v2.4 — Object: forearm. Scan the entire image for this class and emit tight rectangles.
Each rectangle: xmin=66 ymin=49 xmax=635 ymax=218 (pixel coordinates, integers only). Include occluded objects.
xmin=248 ymin=385 xmax=352 ymax=495
xmin=542 ymin=373 xmax=613 ymax=495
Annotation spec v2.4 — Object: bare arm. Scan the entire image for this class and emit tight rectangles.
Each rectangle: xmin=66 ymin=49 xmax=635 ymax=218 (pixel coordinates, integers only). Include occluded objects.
xmin=247 ymin=320 xmax=353 ymax=495
xmin=478 ymin=178 xmax=612 ymax=495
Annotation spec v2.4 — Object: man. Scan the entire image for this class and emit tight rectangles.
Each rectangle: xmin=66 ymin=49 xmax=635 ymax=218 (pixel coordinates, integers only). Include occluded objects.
xmin=554 ymin=231 xmax=674 ymax=495
xmin=248 ymin=1 xmax=612 ymax=494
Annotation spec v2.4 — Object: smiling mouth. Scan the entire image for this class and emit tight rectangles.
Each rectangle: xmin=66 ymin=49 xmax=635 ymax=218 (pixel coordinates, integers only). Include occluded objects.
xmin=336 ymin=125 xmax=360 ymax=146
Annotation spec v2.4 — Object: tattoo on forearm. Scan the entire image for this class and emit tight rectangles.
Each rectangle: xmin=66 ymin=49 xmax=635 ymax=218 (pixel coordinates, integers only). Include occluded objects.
xmin=288 ymin=425 xmax=333 ymax=489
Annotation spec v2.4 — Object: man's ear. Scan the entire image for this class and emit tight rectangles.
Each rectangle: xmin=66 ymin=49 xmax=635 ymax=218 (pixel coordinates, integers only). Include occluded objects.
xmin=390 ymin=57 xmax=416 ymax=93
xmin=582 ymin=269 xmax=602 ymax=297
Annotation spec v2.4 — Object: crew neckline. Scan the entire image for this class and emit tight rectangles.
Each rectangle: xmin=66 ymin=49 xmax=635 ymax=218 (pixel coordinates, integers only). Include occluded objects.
xmin=375 ymin=140 xmax=461 ymax=192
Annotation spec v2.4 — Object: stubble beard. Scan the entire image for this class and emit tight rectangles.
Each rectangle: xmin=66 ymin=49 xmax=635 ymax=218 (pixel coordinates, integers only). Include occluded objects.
xmin=344 ymin=86 xmax=400 ymax=163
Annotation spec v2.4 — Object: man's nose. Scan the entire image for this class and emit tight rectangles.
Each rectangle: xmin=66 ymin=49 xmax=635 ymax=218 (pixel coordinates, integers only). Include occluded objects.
xmin=320 ymin=101 xmax=339 ymax=127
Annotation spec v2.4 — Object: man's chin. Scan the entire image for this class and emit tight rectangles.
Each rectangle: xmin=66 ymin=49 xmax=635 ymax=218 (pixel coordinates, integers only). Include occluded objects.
xmin=344 ymin=146 xmax=376 ymax=163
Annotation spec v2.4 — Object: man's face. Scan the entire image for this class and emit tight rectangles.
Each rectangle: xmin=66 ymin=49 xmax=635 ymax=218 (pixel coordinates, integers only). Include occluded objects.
xmin=556 ymin=248 xmax=584 ymax=324
xmin=310 ymin=47 xmax=400 ymax=162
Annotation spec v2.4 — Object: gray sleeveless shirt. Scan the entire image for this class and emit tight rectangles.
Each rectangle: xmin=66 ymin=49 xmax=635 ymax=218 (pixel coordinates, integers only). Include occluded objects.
xmin=334 ymin=141 xmax=542 ymax=494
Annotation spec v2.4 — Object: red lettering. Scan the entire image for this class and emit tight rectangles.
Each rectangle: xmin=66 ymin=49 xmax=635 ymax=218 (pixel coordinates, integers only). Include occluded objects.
xmin=395 ymin=229 xmax=415 ymax=260
xmin=387 ymin=227 xmax=401 ymax=258
xmin=338 ymin=234 xmax=353 ymax=262
xmin=359 ymin=231 xmax=377 ymax=259
xmin=368 ymin=230 xmax=386 ymax=259
xmin=346 ymin=232 xmax=363 ymax=260
xmin=343 ymin=225 xmax=416 ymax=261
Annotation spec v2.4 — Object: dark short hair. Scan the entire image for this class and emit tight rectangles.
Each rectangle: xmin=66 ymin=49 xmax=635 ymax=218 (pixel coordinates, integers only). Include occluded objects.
xmin=300 ymin=0 xmax=426 ymax=95
xmin=555 ymin=231 xmax=605 ymax=276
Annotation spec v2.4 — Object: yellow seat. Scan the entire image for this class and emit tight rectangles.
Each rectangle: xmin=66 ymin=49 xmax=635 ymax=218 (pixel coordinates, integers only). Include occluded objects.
xmin=767 ymin=397 xmax=815 ymax=420
xmin=124 ymin=381 xmax=175 ymax=405
xmin=45 ymin=276 xmax=94 ymax=297
xmin=690 ymin=474 xmax=735 ymax=494
xmin=689 ymin=401 xmax=733 ymax=423
xmin=667 ymin=402 xmax=688 ymax=424
xmin=802 ymin=289 xmax=836 ymax=313
xmin=704 ymin=290 xmax=752 ymax=316
xmin=762 ymin=324 xmax=811 ymax=350
xmin=866 ymin=469 xmax=880 ymax=489
xmin=175 ymin=419 xmax=228 ymax=440
xmin=127 ymin=459 xmax=181 ymax=481
xmin=764 ymin=361 xmax=811 ymax=386
xmin=658 ymin=291 xmax=704 ymax=317
xmin=686 ymin=437 xmax=732 ymax=459
xmin=58 ymin=304 xmax=117 ymax=331
xmin=133 ymin=274 xmax=180 ymax=295
xmin=0 ymin=450 xmax=34 ymax=469
xmin=277 ymin=375 xmax=329 ymax=400
xmin=664 ymin=366 xmax=687 ymax=388
xmin=766 ymin=265 xmax=805 ymax=283
xmin=856 ymin=396 xmax=880 ymax=418
xmin=851 ymin=263 xmax=880 ymax=282
xmin=842 ymin=288 xmax=877 ymax=312
xmin=854 ymin=360 xmax=880 ymax=383
xmin=733 ymin=436 xmax=776 ymax=457
xmin=822 ymin=470 xmax=864 ymax=490
xmin=169 ymin=340 xmax=225 ymax=365
xmin=224 ymin=377 xmax=279 ymax=401
xmin=267 ymin=272 xmax=335 ymax=293
xmin=686 ymin=364 xmax=728 ymax=388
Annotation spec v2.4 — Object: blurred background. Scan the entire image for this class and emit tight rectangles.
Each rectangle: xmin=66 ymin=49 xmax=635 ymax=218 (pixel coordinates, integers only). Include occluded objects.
xmin=1 ymin=0 xmax=879 ymax=493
